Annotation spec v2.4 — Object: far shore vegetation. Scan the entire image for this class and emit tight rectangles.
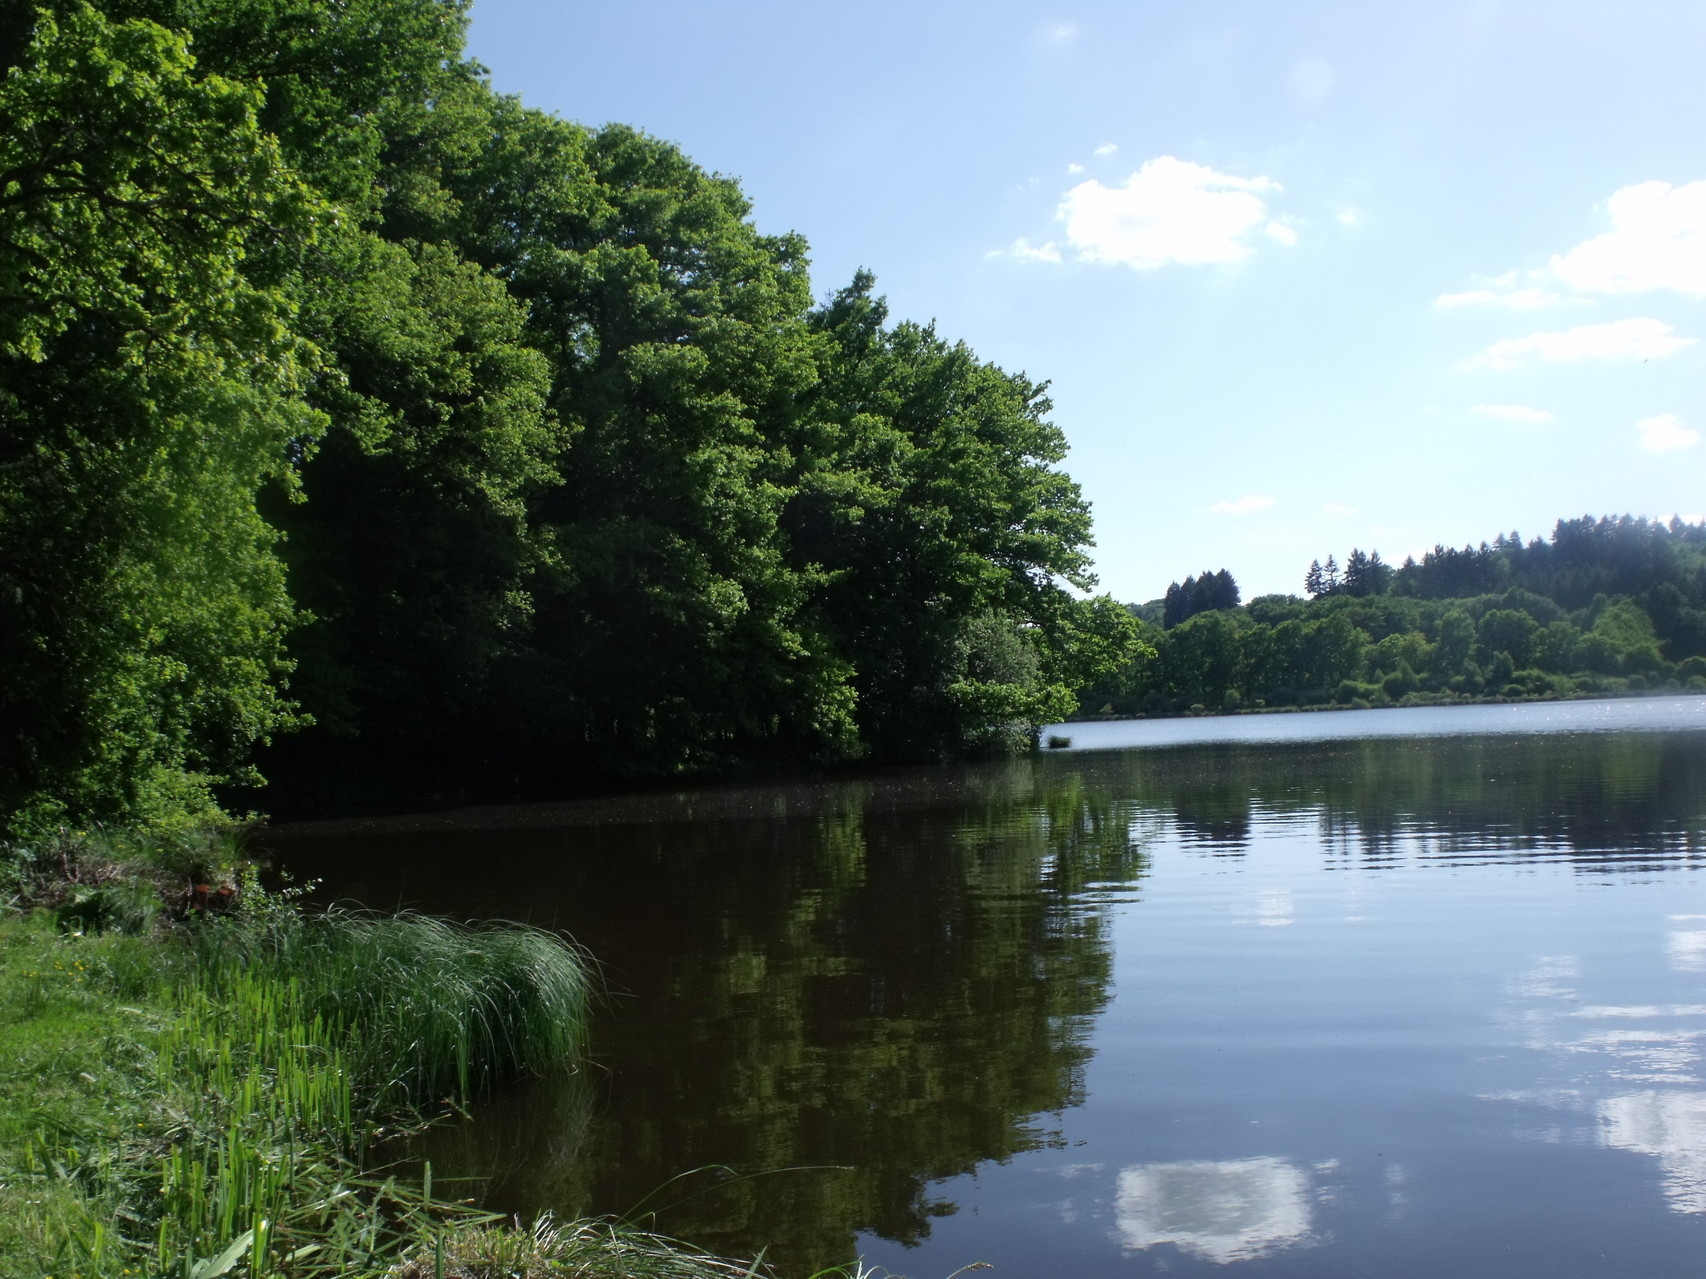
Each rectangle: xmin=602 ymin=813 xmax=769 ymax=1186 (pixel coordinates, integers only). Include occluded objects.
xmin=1085 ymin=514 xmax=1706 ymax=720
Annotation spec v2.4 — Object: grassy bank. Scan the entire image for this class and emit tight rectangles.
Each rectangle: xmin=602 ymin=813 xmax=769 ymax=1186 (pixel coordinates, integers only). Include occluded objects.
xmin=1 ymin=828 xmax=840 ymax=1278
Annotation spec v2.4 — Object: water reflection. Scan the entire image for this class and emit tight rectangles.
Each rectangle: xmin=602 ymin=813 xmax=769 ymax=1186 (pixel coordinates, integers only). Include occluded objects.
xmin=1491 ymin=929 xmax=1706 ymax=1225
xmin=1114 ymin=1157 xmax=1315 ymax=1263
xmin=285 ymin=764 xmax=1149 ymax=1273
xmin=1667 ymin=921 xmax=1706 ymax=972
xmin=261 ymin=723 xmax=1706 ymax=1275
xmin=1058 ymin=729 xmax=1706 ymax=868
xmin=1234 ymin=886 xmax=1295 ymax=928
xmin=1601 ymin=1092 xmax=1706 ymax=1213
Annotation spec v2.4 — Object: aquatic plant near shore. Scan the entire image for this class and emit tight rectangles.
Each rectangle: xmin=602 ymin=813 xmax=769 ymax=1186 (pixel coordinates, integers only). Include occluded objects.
xmin=185 ymin=898 xmax=594 ymax=1112
xmin=388 ymin=1214 xmax=992 ymax=1278
xmin=392 ymin=1214 xmax=770 ymax=1278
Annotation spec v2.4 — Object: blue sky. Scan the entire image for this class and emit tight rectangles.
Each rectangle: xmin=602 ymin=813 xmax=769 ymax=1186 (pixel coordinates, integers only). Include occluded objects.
xmin=465 ymin=1 xmax=1706 ymax=603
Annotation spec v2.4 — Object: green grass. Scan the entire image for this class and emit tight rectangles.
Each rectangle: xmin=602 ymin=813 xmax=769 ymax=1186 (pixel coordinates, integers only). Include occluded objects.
xmin=0 ymin=915 xmax=181 ymax=1274
xmin=0 ymin=828 xmax=597 ymax=1279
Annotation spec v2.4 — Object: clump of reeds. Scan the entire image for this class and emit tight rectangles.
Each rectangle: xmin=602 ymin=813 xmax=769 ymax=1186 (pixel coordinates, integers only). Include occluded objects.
xmin=390 ymin=1215 xmax=995 ymax=1279
xmin=392 ymin=1214 xmax=774 ymax=1278
xmin=185 ymin=899 xmax=594 ymax=1112
xmin=146 ymin=897 xmax=592 ymax=1277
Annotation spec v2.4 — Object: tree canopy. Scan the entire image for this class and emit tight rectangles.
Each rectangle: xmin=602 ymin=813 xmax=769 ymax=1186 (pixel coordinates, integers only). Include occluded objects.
xmin=0 ymin=0 xmax=1134 ymax=833
xmin=1162 ymin=568 xmax=1240 ymax=627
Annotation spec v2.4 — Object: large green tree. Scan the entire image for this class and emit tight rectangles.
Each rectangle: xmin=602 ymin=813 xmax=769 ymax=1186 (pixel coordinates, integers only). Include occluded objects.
xmin=412 ymin=107 xmax=858 ymax=780
xmin=0 ymin=6 xmax=323 ymax=833
xmin=800 ymin=275 xmax=1104 ymax=758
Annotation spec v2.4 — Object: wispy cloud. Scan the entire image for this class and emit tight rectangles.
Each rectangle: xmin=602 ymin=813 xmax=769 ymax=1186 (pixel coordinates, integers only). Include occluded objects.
xmin=1030 ymin=156 xmax=1291 ymax=270
xmin=1638 ymin=413 xmax=1702 ymax=454
xmin=1336 ymin=208 xmax=1361 ymax=227
xmin=999 ymin=237 xmax=1062 ymax=264
xmin=1037 ymin=21 xmax=1080 ymax=45
xmin=1435 ymin=286 xmax=1578 ymax=310
xmin=1459 ymin=318 xmax=1696 ymax=371
xmin=1549 ymin=180 xmax=1706 ymax=298
xmin=1473 ymin=404 xmax=1555 ymax=424
xmin=1439 ymin=180 xmax=1706 ymax=311
xmin=1211 ymin=494 xmax=1277 ymax=515
xmin=1094 ymin=142 xmax=1119 ymax=156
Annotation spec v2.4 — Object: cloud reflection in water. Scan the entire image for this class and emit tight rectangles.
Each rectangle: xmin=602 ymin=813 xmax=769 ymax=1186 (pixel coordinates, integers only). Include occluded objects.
xmin=1114 ymin=1156 xmax=1313 ymax=1263
xmin=1495 ymin=946 xmax=1706 ymax=1218
xmin=1600 ymin=1091 xmax=1706 ymax=1213
xmin=1667 ymin=930 xmax=1706 ymax=973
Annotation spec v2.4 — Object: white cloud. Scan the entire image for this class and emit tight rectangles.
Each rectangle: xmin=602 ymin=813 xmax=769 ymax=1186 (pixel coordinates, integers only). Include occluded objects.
xmin=1549 ymin=180 xmax=1706 ymax=298
xmin=1435 ymin=287 xmax=1578 ymax=310
xmin=1211 ymin=494 xmax=1276 ymax=515
xmin=1321 ymin=502 xmax=1358 ymax=516
xmin=1094 ymin=142 xmax=1119 ymax=156
xmin=1638 ymin=414 xmax=1702 ymax=454
xmin=1337 ymin=208 xmax=1361 ymax=227
xmin=1038 ymin=21 xmax=1080 ymax=45
xmin=1265 ymin=221 xmax=1299 ymax=247
xmin=1067 ymin=162 xmax=1085 ymax=174
xmin=1058 ymin=157 xmax=1289 ymax=269
xmin=1460 ymin=318 xmax=1696 ymax=371
xmin=1473 ymin=404 xmax=1555 ymax=424
xmin=1000 ymin=237 xmax=1062 ymax=264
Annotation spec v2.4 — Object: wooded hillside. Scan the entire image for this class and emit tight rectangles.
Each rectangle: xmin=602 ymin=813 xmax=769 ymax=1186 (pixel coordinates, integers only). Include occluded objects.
xmin=1089 ymin=516 xmax=1706 ymax=717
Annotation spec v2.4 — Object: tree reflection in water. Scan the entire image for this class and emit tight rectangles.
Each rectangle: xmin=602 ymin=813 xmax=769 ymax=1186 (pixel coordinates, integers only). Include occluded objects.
xmin=381 ymin=763 xmax=1149 ymax=1273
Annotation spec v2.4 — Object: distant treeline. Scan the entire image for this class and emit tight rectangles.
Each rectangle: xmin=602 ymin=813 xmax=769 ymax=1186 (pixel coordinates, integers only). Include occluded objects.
xmin=1087 ymin=515 xmax=1706 ymax=717
xmin=0 ymin=1 xmax=1135 ymax=835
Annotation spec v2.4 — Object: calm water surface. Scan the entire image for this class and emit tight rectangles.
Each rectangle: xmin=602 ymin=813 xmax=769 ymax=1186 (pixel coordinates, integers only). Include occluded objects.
xmin=264 ymin=696 xmax=1706 ymax=1277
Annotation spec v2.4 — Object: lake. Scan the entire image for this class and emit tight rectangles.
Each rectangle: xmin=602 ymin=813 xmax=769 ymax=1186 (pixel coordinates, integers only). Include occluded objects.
xmin=262 ymin=695 xmax=1706 ymax=1277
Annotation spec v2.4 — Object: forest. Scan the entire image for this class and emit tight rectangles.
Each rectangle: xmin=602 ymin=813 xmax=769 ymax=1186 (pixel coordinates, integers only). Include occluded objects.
xmin=0 ymin=0 xmax=1138 ymax=838
xmin=1088 ymin=515 xmax=1706 ymax=718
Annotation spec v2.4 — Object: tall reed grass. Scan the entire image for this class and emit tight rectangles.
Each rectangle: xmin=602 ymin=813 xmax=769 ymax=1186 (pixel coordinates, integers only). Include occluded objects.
xmin=148 ymin=902 xmax=594 ymax=1276
xmin=185 ymin=903 xmax=593 ymax=1112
